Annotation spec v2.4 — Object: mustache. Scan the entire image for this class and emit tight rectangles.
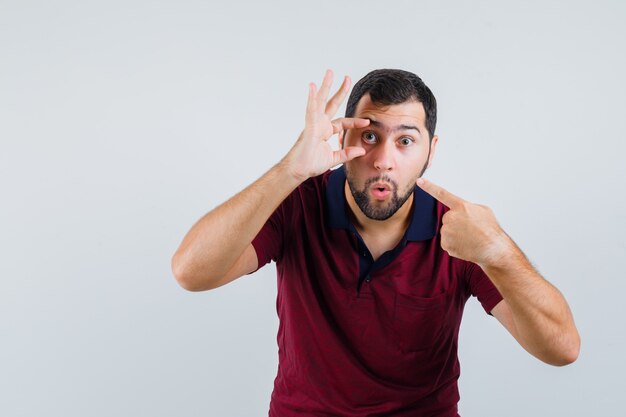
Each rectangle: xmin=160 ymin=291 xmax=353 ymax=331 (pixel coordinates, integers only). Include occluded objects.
xmin=363 ymin=175 xmax=398 ymax=192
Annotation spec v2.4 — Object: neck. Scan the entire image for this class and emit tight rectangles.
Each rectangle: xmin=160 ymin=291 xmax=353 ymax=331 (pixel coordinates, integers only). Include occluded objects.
xmin=344 ymin=181 xmax=414 ymax=236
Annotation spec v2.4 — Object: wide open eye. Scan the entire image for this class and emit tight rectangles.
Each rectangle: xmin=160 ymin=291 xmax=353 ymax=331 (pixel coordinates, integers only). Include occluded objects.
xmin=362 ymin=131 xmax=378 ymax=144
xmin=398 ymin=137 xmax=414 ymax=146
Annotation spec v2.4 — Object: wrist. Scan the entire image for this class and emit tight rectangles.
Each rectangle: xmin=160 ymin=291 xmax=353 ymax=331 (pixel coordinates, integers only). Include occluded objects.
xmin=478 ymin=233 xmax=520 ymax=270
xmin=275 ymin=157 xmax=308 ymax=187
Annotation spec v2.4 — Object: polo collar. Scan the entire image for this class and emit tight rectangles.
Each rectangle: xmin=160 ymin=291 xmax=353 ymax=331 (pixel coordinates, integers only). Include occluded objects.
xmin=325 ymin=166 xmax=437 ymax=241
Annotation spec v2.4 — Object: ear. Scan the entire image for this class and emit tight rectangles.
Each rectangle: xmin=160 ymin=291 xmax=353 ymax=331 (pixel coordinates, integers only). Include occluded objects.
xmin=426 ymin=135 xmax=438 ymax=168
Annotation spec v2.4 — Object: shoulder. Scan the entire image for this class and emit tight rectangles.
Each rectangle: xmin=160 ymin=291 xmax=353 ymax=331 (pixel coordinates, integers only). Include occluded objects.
xmin=291 ymin=169 xmax=334 ymax=204
xmin=299 ymin=169 xmax=333 ymax=192
xmin=277 ymin=170 xmax=332 ymax=220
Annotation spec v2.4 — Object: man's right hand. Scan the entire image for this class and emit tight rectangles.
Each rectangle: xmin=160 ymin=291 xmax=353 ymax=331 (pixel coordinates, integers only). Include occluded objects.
xmin=172 ymin=70 xmax=368 ymax=291
xmin=282 ymin=69 xmax=370 ymax=182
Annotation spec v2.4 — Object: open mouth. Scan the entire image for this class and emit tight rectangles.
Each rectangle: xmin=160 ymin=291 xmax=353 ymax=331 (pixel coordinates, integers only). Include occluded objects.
xmin=371 ymin=183 xmax=392 ymax=200
xmin=372 ymin=182 xmax=391 ymax=191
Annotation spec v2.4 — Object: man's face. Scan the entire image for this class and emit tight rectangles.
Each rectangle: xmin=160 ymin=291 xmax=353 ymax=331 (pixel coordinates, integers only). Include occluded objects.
xmin=341 ymin=93 xmax=438 ymax=221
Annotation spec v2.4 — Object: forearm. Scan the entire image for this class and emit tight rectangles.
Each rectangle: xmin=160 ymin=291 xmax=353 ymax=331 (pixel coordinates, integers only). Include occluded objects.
xmin=415 ymin=176 xmax=580 ymax=365
xmin=480 ymin=241 xmax=580 ymax=365
xmin=172 ymin=160 xmax=301 ymax=286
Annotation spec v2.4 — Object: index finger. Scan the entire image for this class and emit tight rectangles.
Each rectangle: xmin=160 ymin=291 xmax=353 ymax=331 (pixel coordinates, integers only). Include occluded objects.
xmin=416 ymin=178 xmax=465 ymax=208
xmin=331 ymin=117 xmax=370 ymax=134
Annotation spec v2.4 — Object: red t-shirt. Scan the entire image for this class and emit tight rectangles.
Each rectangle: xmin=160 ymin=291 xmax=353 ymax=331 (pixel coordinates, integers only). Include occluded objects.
xmin=251 ymin=167 xmax=503 ymax=417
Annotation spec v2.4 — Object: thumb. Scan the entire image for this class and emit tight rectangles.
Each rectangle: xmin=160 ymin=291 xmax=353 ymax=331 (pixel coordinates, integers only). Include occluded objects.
xmin=332 ymin=146 xmax=365 ymax=165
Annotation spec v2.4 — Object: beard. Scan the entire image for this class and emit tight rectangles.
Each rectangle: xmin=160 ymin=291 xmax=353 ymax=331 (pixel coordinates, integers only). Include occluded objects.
xmin=345 ymin=160 xmax=429 ymax=221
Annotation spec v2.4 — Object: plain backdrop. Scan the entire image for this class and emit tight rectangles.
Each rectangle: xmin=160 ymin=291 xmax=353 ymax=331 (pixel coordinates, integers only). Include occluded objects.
xmin=1 ymin=0 xmax=625 ymax=416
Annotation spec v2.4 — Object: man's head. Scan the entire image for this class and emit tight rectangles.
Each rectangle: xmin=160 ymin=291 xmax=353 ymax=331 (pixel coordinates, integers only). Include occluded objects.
xmin=340 ymin=69 xmax=438 ymax=221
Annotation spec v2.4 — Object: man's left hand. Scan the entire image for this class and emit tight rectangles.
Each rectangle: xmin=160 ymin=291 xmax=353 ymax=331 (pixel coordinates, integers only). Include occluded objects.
xmin=416 ymin=178 xmax=514 ymax=267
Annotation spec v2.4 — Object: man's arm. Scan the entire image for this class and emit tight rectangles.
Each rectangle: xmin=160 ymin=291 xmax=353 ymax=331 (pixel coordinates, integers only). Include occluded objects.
xmin=171 ymin=70 xmax=369 ymax=291
xmin=486 ymin=252 xmax=580 ymax=366
xmin=171 ymin=163 xmax=300 ymax=291
xmin=416 ymin=178 xmax=580 ymax=366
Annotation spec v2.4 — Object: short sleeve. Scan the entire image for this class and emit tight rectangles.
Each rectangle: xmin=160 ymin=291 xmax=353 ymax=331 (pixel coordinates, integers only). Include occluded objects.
xmin=249 ymin=198 xmax=286 ymax=273
xmin=466 ymin=262 xmax=504 ymax=315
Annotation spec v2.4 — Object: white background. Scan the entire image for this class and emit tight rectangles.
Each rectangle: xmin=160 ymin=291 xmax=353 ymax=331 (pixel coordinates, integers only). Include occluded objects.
xmin=1 ymin=0 xmax=624 ymax=416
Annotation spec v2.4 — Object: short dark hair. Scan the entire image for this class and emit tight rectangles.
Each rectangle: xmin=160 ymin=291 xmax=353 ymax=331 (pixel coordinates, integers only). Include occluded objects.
xmin=345 ymin=69 xmax=437 ymax=140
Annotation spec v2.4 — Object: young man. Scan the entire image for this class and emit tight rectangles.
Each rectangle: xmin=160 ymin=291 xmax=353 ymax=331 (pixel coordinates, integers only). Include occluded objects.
xmin=171 ymin=69 xmax=580 ymax=416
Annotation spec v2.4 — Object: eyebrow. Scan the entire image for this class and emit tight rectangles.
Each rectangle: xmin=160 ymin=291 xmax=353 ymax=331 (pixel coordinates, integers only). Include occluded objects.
xmin=366 ymin=118 xmax=421 ymax=135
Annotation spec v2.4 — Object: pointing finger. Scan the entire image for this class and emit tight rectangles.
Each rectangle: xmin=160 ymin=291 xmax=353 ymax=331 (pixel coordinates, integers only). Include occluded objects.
xmin=416 ymin=177 xmax=465 ymax=208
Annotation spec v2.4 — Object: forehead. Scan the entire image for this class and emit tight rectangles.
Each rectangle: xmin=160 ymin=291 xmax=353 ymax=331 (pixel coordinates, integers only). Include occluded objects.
xmin=354 ymin=93 xmax=427 ymax=128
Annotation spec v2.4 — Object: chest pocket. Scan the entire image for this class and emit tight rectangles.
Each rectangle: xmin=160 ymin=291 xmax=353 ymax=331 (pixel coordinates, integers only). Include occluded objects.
xmin=392 ymin=291 xmax=449 ymax=353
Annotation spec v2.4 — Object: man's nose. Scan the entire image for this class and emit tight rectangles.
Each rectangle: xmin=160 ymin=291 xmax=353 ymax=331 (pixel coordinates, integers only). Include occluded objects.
xmin=373 ymin=139 xmax=394 ymax=172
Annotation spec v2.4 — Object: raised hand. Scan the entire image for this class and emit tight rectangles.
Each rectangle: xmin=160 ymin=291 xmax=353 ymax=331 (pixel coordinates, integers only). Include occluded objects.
xmin=416 ymin=178 xmax=514 ymax=267
xmin=282 ymin=69 xmax=370 ymax=182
